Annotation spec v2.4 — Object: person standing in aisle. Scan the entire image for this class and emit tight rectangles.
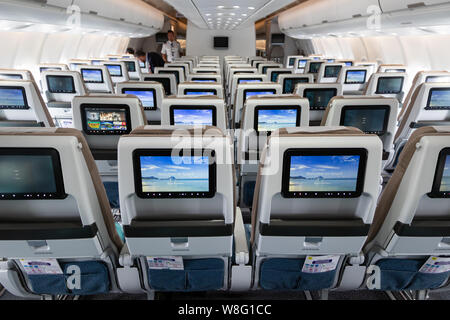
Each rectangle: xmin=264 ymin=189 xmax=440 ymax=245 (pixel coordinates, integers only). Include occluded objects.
xmin=161 ymin=30 xmax=181 ymax=63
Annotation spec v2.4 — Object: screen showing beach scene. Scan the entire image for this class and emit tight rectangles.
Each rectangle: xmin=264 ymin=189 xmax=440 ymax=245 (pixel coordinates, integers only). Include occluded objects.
xmin=244 ymin=90 xmax=275 ymax=102
xmin=289 ymin=155 xmax=360 ymax=192
xmin=172 ymin=108 xmax=214 ymax=126
xmin=239 ymin=79 xmax=262 ymax=84
xmin=298 ymin=60 xmax=307 ymax=68
xmin=377 ymin=77 xmax=403 ymax=94
xmin=427 ymin=89 xmax=450 ymax=109
xmin=440 ymin=155 xmax=450 ymax=192
xmin=105 ymin=64 xmax=122 ymax=76
xmin=0 ymin=155 xmax=57 ymax=194
xmin=81 ymin=69 xmax=103 ymax=83
xmin=426 ymin=76 xmax=450 ymax=83
xmin=342 ymin=107 xmax=388 ymax=134
xmin=139 ymin=155 xmax=209 ymax=193
xmin=185 ymin=90 xmax=215 ymax=96
xmin=0 ymin=88 xmax=26 ymax=109
xmin=0 ymin=74 xmax=22 ymax=80
xmin=123 ymin=90 xmax=155 ymax=109
xmin=257 ymin=108 xmax=298 ymax=131
xmin=345 ymin=70 xmax=366 ymax=84
xmin=324 ymin=66 xmax=342 ymax=78
xmin=85 ymin=107 xmax=128 ymax=132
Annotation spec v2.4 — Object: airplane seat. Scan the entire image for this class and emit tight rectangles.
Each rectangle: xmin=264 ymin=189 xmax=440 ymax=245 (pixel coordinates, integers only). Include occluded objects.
xmin=0 ymin=69 xmax=35 ymax=82
xmin=164 ymin=62 xmax=190 ymax=80
xmin=237 ymin=95 xmax=310 ymax=213
xmin=386 ymin=83 xmax=450 ymax=171
xmin=337 ymin=66 xmax=373 ymax=95
xmin=364 ymin=126 xmax=450 ymax=293
xmin=377 ymin=64 xmax=408 ymax=74
xmin=100 ymin=61 xmax=130 ymax=86
xmin=41 ymin=70 xmax=87 ymax=128
xmin=363 ymin=73 xmax=409 ymax=105
xmin=0 ymin=80 xmax=54 ymax=128
xmin=187 ymin=74 xmax=222 ymax=83
xmin=0 ymin=128 xmax=123 ymax=298
xmin=141 ymin=73 xmax=177 ymax=96
xmin=250 ymin=126 xmax=383 ymax=292
xmin=72 ymin=95 xmax=147 ymax=209
xmin=116 ymin=125 xmax=247 ymax=293
xmin=317 ymin=63 xmax=345 ymax=84
xmin=285 ymin=55 xmax=301 ymax=69
xmin=116 ymin=81 xmax=165 ymax=124
xmin=177 ymin=82 xmax=224 ymax=99
xmin=322 ymin=96 xmax=399 ymax=168
xmin=267 ymin=68 xmax=293 ymax=84
xmin=400 ymin=71 xmax=450 ymax=122
xmin=304 ymin=60 xmax=326 ymax=81
xmin=154 ymin=67 xmax=185 ymax=86
xmin=233 ymin=83 xmax=282 ymax=128
xmin=160 ymin=96 xmax=228 ymax=132
xmin=295 ymin=83 xmax=343 ymax=126
xmin=121 ymin=58 xmax=142 ymax=81
xmin=229 ymin=74 xmax=268 ymax=111
xmin=293 ymin=57 xmax=310 ymax=74
xmin=76 ymin=65 xmax=114 ymax=94
xmin=226 ymin=68 xmax=258 ymax=95
xmin=257 ymin=63 xmax=283 ymax=77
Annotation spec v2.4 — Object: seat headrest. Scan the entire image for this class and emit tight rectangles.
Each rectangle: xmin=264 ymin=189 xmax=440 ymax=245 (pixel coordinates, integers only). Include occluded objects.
xmin=271 ymin=126 xmax=364 ymax=137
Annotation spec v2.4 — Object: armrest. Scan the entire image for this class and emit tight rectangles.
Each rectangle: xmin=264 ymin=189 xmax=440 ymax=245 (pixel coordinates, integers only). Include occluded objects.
xmin=234 ymin=207 xmax=249 ymax=265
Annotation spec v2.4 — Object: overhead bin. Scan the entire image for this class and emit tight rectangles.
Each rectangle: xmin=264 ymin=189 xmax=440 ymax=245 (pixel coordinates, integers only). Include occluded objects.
xmin=279 ymin=0 xmax=450 ymax=38
xmin=0 ymin=0 xmax=164 ymax=37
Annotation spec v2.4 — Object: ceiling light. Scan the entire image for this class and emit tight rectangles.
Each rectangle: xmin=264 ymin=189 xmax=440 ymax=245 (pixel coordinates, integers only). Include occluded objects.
xmin=217 ymin=13 xmax=223 ymax=16
xmin=217 ymin=5 xmax=224 ymax=9
xmin=248 ymin=7 xmax=255 ymax=10
xmin=205 ymin=13 xmax=211 ymax=16
xmin=242 ymin=14 xmax=247 ymax=16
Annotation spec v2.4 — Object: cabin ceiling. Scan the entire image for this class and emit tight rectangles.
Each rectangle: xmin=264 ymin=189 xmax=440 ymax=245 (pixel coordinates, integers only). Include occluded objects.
xmin=161 ymin=0 xmax=297 ymax=30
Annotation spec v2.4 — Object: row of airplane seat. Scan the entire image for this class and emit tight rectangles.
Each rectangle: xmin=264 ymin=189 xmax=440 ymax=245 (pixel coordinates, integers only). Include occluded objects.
xmin=0 ymin=124 xmax=449 ymax=296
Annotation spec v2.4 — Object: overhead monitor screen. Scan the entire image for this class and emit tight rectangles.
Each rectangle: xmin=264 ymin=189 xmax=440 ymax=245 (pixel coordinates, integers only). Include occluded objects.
xmin=324 ymin=66 xmax=342 ymax=78
xmin=376 ymin=77 xmax=404 ymax=94
xmin=340 ymin=105 xmax=390 ymax=135
xmin=283 ymin=77 xmax=310 ymax=94
xmin=289 ymin=57 xmax=296 ymax=67
xmin=430 ymin=148 xmax=450 ymax=198
xmin=105 ymin=64 xmax=123 ymax=77
xmin=255 ymin=106 xmax=301 ymax=132
xmin=125 ymin=61 xmax=136 ymax=73
xmin=298 ymin=60 xmax=307 ymax=69
xmin=244 ymin=89 xmax=276 ymax=102
xmin=46 ymin=75 xmax=76 ymax=94
xmin=271 ymin=71 xmax=291 ymax=82
xmin=304 ymin=88 xmax=337 ymax=110
xmin=122 ymin=88 xmax=156 ymax=110
xmin=426 ymin=88 xmax=450 ymax=110
xmin=238 ymin=78 xmax=262 ymax=84
xmin=133 ymin=149 xmax=216 ymax=198
xmin=0 ymin=87 xmax=28 ymax=110
xmin=309 ymin=62 xmax=323 ymax=74
xmin=145 ymin=77 xmax=171 ymax=95
xmin=426 ymin=76 xmax=450 ymax=83
xmin=0 ymin=148 xmax=66 ymax=200
xmin=282 ymin=148 xmax=367 ymax=198
xmin=159 ymin=70 xmax=180 ymax=84
xmin=81 ymin=69 xmax=104 ymax=83
xmin=0 ymin=74 xmax=23 ymax=80
xmin=345 ymin=70 xmax=367 ymax=84
xmin=170 ymin=106 xmax=216 ymax=126
xmin=81 ymin=104 xmax=131 ymax=135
